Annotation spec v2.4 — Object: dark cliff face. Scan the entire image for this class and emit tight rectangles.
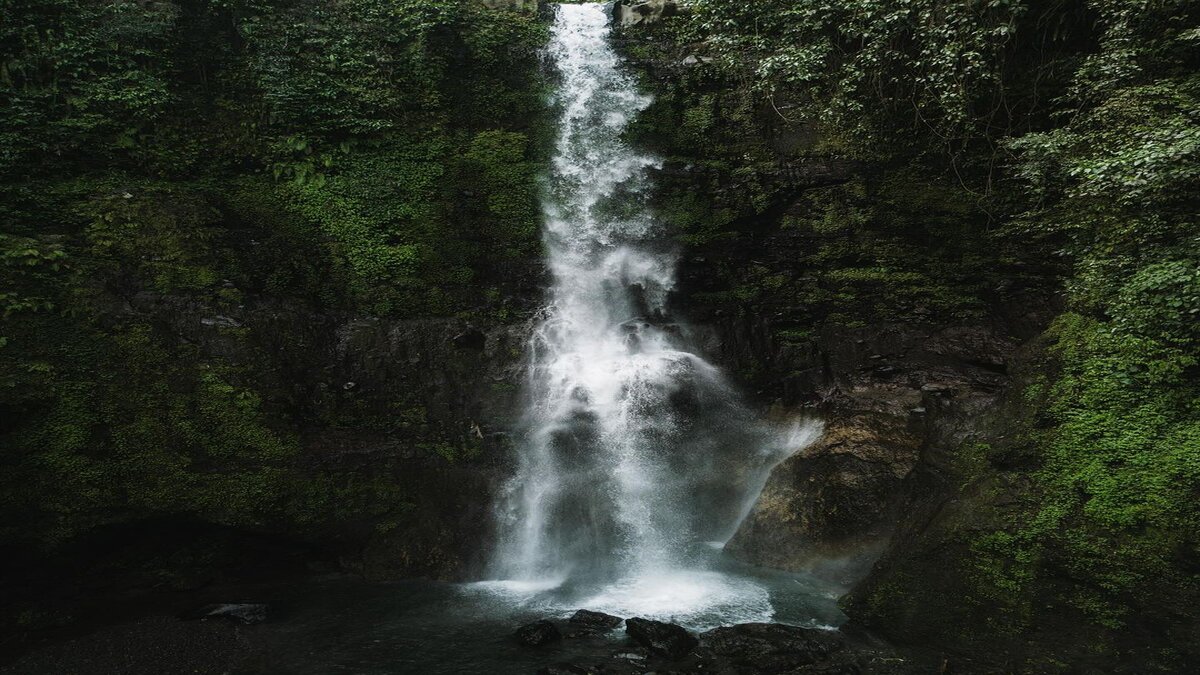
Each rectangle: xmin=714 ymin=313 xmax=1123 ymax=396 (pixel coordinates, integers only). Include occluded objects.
xmin=613 ymin=8 xmax=1198 ymax=671
xmin=612 ymin=22 xmax=1059 ymax=583
xmin=1 ymin=281 xmax=545 ymax=652
xmin=203 ymin=303 xmax=535 ymax=581
xmin=0 ymin=264 xmax=546 ymax=630
xmin=674 ymin=204 xmax=1056 ymax=581
xmin=0 ymin=0 xmax=552 ymax=638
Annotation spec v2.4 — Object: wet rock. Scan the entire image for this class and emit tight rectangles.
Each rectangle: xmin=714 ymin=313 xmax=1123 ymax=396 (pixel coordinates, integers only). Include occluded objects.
xmin=515 ymin=619 xmax=562 ymax=647
xmin=537 ymin=665 xmax=602 ymax=675
xmin=534 ymin=622 xmax=924 ymax=674
xmin=537 ymin=657 xmax=646 ymax=675
xmin=184 ymin=603 xmax=268 ymax=624
xmin=452 ymin=327 xmax=486 ymax=350
xmin=568 ymin=609 xmax=623 ymax=631
xmin=625 ymin=617 xmax=697 ymax=659
xmin=700 ymin=623 xmax=845 ymax=671
xmin=726 ymin=413 xmax=920 ymax=575
xmin=613 ymin=0 xmax=677 ymax=27
xmin=803 ymin=665 xmax=862 ymax=674
xmin=199 ymin=315 xmax=241 ymax=328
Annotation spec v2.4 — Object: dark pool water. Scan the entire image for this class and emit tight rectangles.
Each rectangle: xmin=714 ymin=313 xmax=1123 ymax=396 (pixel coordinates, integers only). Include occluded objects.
xmin=3 ymin=548 xmax=852 ymax=675
xmin=236 ymin=553 xmax=848 ymax=674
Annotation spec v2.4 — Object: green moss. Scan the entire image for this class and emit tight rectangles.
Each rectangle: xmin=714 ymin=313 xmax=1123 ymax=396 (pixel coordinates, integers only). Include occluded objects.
xmin=774 ymin=328 xmax=813 ymax=344
xmin=0 ymin=0 xmax=551 ymax=557
xmin=626 ymin=0 xmax=1198 ymax=666
xmin=1022 ymin=314 xmax=1200 ymax=621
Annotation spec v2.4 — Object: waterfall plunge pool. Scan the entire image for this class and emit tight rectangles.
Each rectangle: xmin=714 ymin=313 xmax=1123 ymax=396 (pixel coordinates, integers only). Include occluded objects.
xmin=231 ymin=553 xmax=846 ymax=674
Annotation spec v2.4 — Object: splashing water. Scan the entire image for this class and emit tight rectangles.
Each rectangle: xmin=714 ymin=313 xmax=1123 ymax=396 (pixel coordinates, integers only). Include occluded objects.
xmin=486 ymin=3 xmax=822 ymax=627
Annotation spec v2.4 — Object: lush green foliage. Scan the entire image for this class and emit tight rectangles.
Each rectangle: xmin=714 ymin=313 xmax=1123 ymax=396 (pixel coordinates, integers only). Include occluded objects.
xmin=0 ymin=0 xmax=548 ymax=553
xmin=2 ymin=0 xmax=1196 ymax=661
xmin=1 ymin=0 xmax=547 ymax=308
xmin=626 ymin=12 xmax=1044 ymax=335
xmin=968 ymin=3 xmax=1199 ymax=637
xmin=684 ymin=0 xmax=1083 ymax=155
xmin=644 ymin=0 xmax=1200 ymax=659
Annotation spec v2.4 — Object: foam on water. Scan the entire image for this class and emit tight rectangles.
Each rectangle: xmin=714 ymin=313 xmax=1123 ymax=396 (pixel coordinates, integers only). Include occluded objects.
xmin=574 ymin=570 xmax=775 ymax=630
xmin=469 ymin=578 xmax=567 ymax=599
xmin=465 ymin=569 xmax=777 ymax=631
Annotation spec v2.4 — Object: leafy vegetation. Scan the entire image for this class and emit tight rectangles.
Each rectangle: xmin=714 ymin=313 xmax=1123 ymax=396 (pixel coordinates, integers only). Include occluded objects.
xmin=623 ymin=0 xmax=1199 ymax=665
xmin=1 ymin=0 xmax=1196 ymax=666
xmin=0 ymin=0 xmax=548 ymax=563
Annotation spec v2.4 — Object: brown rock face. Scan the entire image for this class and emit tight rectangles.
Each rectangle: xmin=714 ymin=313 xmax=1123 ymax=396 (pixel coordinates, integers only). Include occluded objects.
xmin=722 ymin=321 xmax=1026 ymax=577
xmin=726 ymin=409 xmax=920 ymax=574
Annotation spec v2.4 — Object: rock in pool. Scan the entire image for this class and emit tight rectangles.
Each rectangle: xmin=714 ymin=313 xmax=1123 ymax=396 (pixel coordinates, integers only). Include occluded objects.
xmin=184 ymin=603 xmax=269 ymax=625
xmin=699 ymin=622 xmax=845 ymax=671
xmin=625 ymin=617 xmax=697 ymax=659
xmin=516 ymin=619 xmax=562 ymax=647
xmin=568 ymin=609 xmax=623 ymax=633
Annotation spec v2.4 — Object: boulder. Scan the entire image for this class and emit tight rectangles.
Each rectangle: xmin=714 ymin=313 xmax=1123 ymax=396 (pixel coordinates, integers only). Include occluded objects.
xmin=186 ymin=603 xmax=268 ymax=625
xmin=724 ymin=412 xmax=920 ymax=577
xmin=537 ymin=666 xmax=602 ymax=675
xmin=700 ymin=623 xmax=845 ymax=671
xmin=624 ymin=617 xmax=697 ymax=659
xmin=515 ymin=619 xmax=562 ymax=647
xmin=613 ymin=0 xmax=678 ymax=28
xmin=568 ymin=609 xmax=623 ymax=631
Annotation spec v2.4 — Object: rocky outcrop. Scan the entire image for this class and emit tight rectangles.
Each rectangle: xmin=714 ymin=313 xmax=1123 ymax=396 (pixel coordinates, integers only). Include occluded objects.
xmin=699 ymin=623 xmax=846 ymax=671
xmin=533 ymin=619 xmax=934 ymax=673
xmin=516 ymin=620 xmax=563 ymax=647
xmin=724 ymin=322 xmax=1025 ymax=576
xmin=625 ymin=617 xmax=698 ymax=659
xmin=567 ymin=609 xmax=623 ymax=633
xmin=5 ymin=292 xmax=539 ymax=604
xmin=131 ymin=291 xmax=537 ymax=579
xmin=255 ymin=314 xmax=531 ymax=580
xmin=183 ymin=603 xmax=269 ymax=625
xmin=726 ymin=412 xmax=920 ymax=577
xmin=613 ymin=0 xmax=678 ymax=28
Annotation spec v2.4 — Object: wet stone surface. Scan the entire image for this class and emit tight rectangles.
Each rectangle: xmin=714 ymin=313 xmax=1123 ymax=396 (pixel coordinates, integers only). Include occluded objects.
xmin=516 ymin=619 xmax=563 ymax=647
xmin=567 ymin=609 xmax=624 ymax=636
xmin=625 ymin=616 xmax=699 ymax=659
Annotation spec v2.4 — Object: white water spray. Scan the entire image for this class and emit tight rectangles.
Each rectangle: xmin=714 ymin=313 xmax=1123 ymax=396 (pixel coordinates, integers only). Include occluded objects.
xmin=487 ymin=3 xmax=821 ymax=624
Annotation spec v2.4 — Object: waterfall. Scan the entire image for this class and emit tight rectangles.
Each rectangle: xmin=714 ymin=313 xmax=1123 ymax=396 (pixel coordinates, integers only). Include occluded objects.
xmin=486 ymin=3 xmax=821 ymax=624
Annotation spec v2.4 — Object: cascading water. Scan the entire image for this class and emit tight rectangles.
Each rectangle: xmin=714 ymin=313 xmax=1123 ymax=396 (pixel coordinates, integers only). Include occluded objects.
xmin=485 ymin=3 xmax=823 ymax=627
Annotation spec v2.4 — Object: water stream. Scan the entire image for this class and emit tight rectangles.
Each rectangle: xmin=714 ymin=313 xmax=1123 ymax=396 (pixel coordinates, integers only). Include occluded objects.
xmin=483 ymin=3 xmax=827 ymax=629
